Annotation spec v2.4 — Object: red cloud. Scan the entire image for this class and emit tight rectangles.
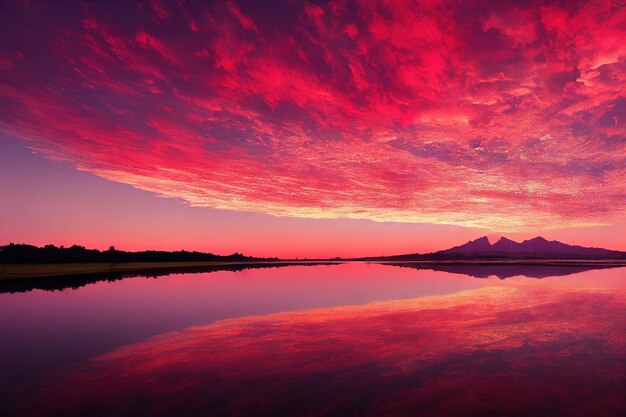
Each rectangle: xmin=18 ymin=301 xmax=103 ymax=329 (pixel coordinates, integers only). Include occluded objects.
xmin=0 ymin=0 xmax=624 ymax=230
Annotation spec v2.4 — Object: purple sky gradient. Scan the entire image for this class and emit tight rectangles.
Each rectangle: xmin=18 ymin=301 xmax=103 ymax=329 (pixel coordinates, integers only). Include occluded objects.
xmin=2 ymin=136 xmax=625 ymax=257
xmin=1 ymin=0 xmax=625 ymax=256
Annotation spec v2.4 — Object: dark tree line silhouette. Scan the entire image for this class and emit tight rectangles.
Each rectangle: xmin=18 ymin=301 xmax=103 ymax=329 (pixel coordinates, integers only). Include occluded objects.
xmin=0 ymin=243 xmax=276 ymax=264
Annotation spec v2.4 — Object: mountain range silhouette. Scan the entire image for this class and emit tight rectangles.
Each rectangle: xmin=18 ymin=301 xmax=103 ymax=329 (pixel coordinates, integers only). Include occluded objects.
xmin=362 ymin=236 xmax=626 ymax=260
xmin=440 ymin=236 xmax=624 ymax=257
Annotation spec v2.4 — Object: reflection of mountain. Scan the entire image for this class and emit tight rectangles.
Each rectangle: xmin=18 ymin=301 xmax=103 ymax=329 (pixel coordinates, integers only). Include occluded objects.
xmin=364 ymin=236 xmax=626 ymax=261
xmin=385 ymin=262 xmax=624 ymax=279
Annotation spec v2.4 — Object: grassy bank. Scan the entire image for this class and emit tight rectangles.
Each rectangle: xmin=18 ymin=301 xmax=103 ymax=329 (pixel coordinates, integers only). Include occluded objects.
xmin=0 ymin=261 xmax=278 ymax=280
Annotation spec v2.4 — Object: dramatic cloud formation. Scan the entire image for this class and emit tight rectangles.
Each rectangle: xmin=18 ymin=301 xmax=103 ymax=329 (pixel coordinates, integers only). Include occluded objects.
xmin=0 ymin=0 xmax=624 ymax=230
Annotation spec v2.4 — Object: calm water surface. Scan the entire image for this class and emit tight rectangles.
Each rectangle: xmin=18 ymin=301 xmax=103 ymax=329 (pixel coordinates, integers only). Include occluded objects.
xmin=1 ymin=263 xmax=625 ymax=416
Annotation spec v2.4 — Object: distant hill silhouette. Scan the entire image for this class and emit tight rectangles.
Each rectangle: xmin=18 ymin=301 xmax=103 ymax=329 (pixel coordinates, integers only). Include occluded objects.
xmin=0 ymin=243 xmax=275 ymax=264
xmin=2 ymin=237 xmax=625 ymax=265
xmin=361 ymin=236 xmax=626 ymax=260
xmin=439 ymin=236 xmax=625 ymax=258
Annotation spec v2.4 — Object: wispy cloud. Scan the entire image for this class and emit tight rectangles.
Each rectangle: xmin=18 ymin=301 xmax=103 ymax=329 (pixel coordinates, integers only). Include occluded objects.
xmin=0 ymin=0 xmax=624 ymax=230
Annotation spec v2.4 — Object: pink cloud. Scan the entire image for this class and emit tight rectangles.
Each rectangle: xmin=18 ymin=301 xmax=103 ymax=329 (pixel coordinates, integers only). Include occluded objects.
xmin=0 ymin=0 xmax=624 ymax=231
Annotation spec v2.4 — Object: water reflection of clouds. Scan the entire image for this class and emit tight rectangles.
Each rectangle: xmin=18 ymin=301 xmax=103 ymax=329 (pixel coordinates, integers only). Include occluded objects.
xmin=9 ymin=285 xmax=626 ymax=417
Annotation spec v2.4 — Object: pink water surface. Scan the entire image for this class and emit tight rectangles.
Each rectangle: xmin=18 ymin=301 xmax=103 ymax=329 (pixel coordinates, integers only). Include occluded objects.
xmin=1 ymin=264 xmax=625 ymax=416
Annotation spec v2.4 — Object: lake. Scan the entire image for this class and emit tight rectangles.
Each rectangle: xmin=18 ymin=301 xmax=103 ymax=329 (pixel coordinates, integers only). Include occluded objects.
xmin=1 ymin=263 xmax=625 ymax=416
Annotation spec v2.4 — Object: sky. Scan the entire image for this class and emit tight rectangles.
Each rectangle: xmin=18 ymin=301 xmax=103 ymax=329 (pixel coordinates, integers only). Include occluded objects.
xmin=0 ymin=0 xmax=625 ymax=257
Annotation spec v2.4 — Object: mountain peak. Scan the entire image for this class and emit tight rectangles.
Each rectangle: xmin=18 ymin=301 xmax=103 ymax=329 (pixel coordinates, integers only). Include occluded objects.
xmin=496 ymin=237 xmax=516 ymax=243
xmin=491 ymin=236 xmax=521 ymax=252
xmin=439 ymin=236 xmax=492 ymax=254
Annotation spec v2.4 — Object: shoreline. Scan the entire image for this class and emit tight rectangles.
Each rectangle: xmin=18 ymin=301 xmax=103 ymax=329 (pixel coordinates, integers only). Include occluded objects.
xmin=0 ymin=261 xmax=342 ymax=280
xmin=373 ymin=259 xmax=626 ymax=266
xmin=1 ymin=259 xmax=626 ymax=280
